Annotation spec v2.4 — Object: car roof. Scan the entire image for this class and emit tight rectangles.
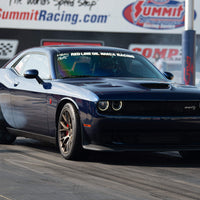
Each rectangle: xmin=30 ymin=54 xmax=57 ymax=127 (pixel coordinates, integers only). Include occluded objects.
xmin=25 ymin=45 xmax=136 ymax=55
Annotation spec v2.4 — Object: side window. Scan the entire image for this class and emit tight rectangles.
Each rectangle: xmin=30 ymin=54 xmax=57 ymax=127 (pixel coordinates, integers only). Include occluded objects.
xmin=14 ymin=54 xmax=51 ymax=79
xmin=15 ymin=55 xmax=30 ymax=75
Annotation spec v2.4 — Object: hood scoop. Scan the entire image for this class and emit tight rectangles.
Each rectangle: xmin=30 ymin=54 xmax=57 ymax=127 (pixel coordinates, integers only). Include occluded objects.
xmin=96 ymin=83 xmax=121 ymax=88
xmin=140 ymin=83 xmax=171 ymax=89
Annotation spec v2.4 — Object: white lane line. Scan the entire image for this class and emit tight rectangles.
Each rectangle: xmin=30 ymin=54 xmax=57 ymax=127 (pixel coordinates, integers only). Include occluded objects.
xmin=0 ymin=194 xmax=14 ymax=200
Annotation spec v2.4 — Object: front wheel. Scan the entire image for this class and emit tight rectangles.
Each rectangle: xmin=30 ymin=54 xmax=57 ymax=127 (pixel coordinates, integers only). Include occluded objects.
xmin=57 ymin=103 xmax=83 ymax=160
xmin=179 ymin=151 xmax=200 ymax=160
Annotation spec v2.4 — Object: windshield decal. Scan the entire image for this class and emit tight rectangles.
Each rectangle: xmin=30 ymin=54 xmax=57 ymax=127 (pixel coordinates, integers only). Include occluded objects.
xmin=66 ymin=52 xmax=135 ymax=58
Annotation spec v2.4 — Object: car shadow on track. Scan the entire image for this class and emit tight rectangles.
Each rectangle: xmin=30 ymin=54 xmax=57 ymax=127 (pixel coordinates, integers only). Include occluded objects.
xmin=15 ymin=137 xmax=57 ymax=150
xmin=84 ymin=150 xmax=199 ymax=167
xmin=13 ymin=138 xmax=200 ymax=167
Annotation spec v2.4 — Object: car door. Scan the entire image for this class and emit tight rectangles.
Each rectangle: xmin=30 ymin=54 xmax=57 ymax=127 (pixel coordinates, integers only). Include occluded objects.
xmin=10 ymin=53 xmax=51 ymax=136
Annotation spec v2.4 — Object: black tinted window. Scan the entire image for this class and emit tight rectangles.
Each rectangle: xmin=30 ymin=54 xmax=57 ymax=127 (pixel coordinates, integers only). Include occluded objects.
xmin=56 ymin=51 xmax=165 ymax=80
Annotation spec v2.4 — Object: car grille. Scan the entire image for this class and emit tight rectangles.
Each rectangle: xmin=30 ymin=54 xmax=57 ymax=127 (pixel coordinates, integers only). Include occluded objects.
xmin=101 ymin=101 xmax=200 ymax=116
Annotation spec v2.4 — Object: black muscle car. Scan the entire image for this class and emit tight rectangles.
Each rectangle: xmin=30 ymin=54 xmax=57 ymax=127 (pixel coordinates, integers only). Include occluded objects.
xmin=0 ymin=45 xmax=200 ymax=160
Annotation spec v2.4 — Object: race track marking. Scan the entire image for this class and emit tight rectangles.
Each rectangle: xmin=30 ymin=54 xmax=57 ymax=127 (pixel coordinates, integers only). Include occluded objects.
xmin=0 ymin=195 xmax=13 ymax=200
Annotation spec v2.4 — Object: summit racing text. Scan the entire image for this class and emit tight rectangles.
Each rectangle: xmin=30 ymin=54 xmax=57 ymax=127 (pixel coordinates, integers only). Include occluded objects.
xmin=0 ymin=9 xmax=108 ymax=25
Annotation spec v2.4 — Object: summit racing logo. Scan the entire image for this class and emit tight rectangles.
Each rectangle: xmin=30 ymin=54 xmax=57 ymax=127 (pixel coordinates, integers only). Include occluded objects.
xmin=123 ymin=0 xmax=196 ymax=30
xmin=0 ymin=8 xmax=108 ymax=25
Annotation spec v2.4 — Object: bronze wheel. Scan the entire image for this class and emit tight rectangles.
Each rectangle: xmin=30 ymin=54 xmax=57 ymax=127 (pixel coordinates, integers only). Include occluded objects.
xmin=58 ymin=103 xmax=82 ymax=160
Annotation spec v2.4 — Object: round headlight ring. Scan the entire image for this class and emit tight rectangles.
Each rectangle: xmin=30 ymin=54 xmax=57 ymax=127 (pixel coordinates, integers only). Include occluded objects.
xmin=112 ymin=101 xmax=123 ymax=111
xmin=98 ymin=101 xmax=109 ymax=111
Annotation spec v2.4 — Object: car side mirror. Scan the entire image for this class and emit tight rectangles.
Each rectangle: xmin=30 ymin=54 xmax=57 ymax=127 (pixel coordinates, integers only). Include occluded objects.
xmin=164 ymin=71 xmax=174 ymax=80
xmin=24 ymin=69 xmax=44 ymax=84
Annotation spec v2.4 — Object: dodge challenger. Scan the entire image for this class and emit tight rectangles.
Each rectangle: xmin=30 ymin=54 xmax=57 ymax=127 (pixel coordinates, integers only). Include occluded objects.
xmin=0 ymin=45 xmax=200 ymax=160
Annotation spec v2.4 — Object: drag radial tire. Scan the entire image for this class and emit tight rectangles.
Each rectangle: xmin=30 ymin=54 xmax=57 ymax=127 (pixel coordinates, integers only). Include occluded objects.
xmin=57 ymin=103 xmax=83 ymax=160
xmin=0 ymin=130 xmax=16 ymax=144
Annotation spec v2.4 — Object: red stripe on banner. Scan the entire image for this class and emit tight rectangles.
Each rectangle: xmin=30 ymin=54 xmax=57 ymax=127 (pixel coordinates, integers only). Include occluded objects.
xmin=42 ymin=41 xmax=103 ymax=46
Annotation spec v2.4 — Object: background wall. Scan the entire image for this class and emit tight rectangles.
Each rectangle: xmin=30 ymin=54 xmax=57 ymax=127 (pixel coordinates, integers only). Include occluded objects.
xmin=0 ymin=0 xmax=200 ymax=83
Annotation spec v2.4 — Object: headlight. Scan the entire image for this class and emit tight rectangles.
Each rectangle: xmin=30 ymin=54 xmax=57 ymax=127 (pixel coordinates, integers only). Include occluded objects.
xmin=112 ymin=101 xmax=123 ymax=111
xmin=97 ymin=101 xmax=109 ymax=111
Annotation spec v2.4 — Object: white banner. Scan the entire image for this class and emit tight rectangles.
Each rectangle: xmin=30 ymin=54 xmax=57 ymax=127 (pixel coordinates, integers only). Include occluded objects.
xmin=0 ymin=0 xmax=199 ymax=34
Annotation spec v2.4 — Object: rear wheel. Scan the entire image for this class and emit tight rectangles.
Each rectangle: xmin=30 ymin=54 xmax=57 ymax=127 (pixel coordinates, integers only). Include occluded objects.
xmin=179 ymin=151 xmax=200 ymax=160
xmin=57 ymin=103 xmax=83 ymax=160
xmin=0 ymin=130 xmax=16 ymax=144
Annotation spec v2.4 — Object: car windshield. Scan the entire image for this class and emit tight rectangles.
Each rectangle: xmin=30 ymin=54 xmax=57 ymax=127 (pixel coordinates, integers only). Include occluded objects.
xmin=55 ymin=51 xmax=165 ymax=79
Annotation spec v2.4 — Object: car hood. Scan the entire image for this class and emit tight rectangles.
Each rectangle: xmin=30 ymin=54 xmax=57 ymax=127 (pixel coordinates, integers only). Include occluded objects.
xmin=54 ymin=77 xmax=200 ymax=100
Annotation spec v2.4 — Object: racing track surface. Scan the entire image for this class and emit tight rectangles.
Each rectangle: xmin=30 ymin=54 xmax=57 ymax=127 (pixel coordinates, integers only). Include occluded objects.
xmin=0 ymin=138 xmax=200 ymax=200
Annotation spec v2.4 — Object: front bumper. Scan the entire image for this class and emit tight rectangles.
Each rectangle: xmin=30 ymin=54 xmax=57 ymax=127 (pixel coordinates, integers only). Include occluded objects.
xmin=82 ymin=116 xmax=200 ymax=151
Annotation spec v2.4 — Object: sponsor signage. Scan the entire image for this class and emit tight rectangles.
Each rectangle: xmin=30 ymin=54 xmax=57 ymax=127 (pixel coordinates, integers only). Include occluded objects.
xmin=123 ymin=0 xmax=192 ymax=30
xmin=0 ymin=39 xmax=18 ymax=59
xmin=0 ymin=0 xmax=199 ymax=33
xmin=0 ymin=0 xmax=110 ymax=32
xmin=129 ymin=44 xmax=182 ymax=64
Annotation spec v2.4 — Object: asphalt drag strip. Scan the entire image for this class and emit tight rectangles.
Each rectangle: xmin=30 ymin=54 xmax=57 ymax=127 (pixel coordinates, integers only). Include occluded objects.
xmin=0 ymin=138 xmax=200 ymax=200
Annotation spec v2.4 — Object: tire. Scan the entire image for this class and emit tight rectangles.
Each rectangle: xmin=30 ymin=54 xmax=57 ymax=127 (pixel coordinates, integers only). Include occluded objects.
xmin=57 ymin=103 xmax=83 ymax=160
xmin=179 ymin=151 xmax=200 ymax=160
xmin=0 ymin=130 xmax=16 ymax=144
